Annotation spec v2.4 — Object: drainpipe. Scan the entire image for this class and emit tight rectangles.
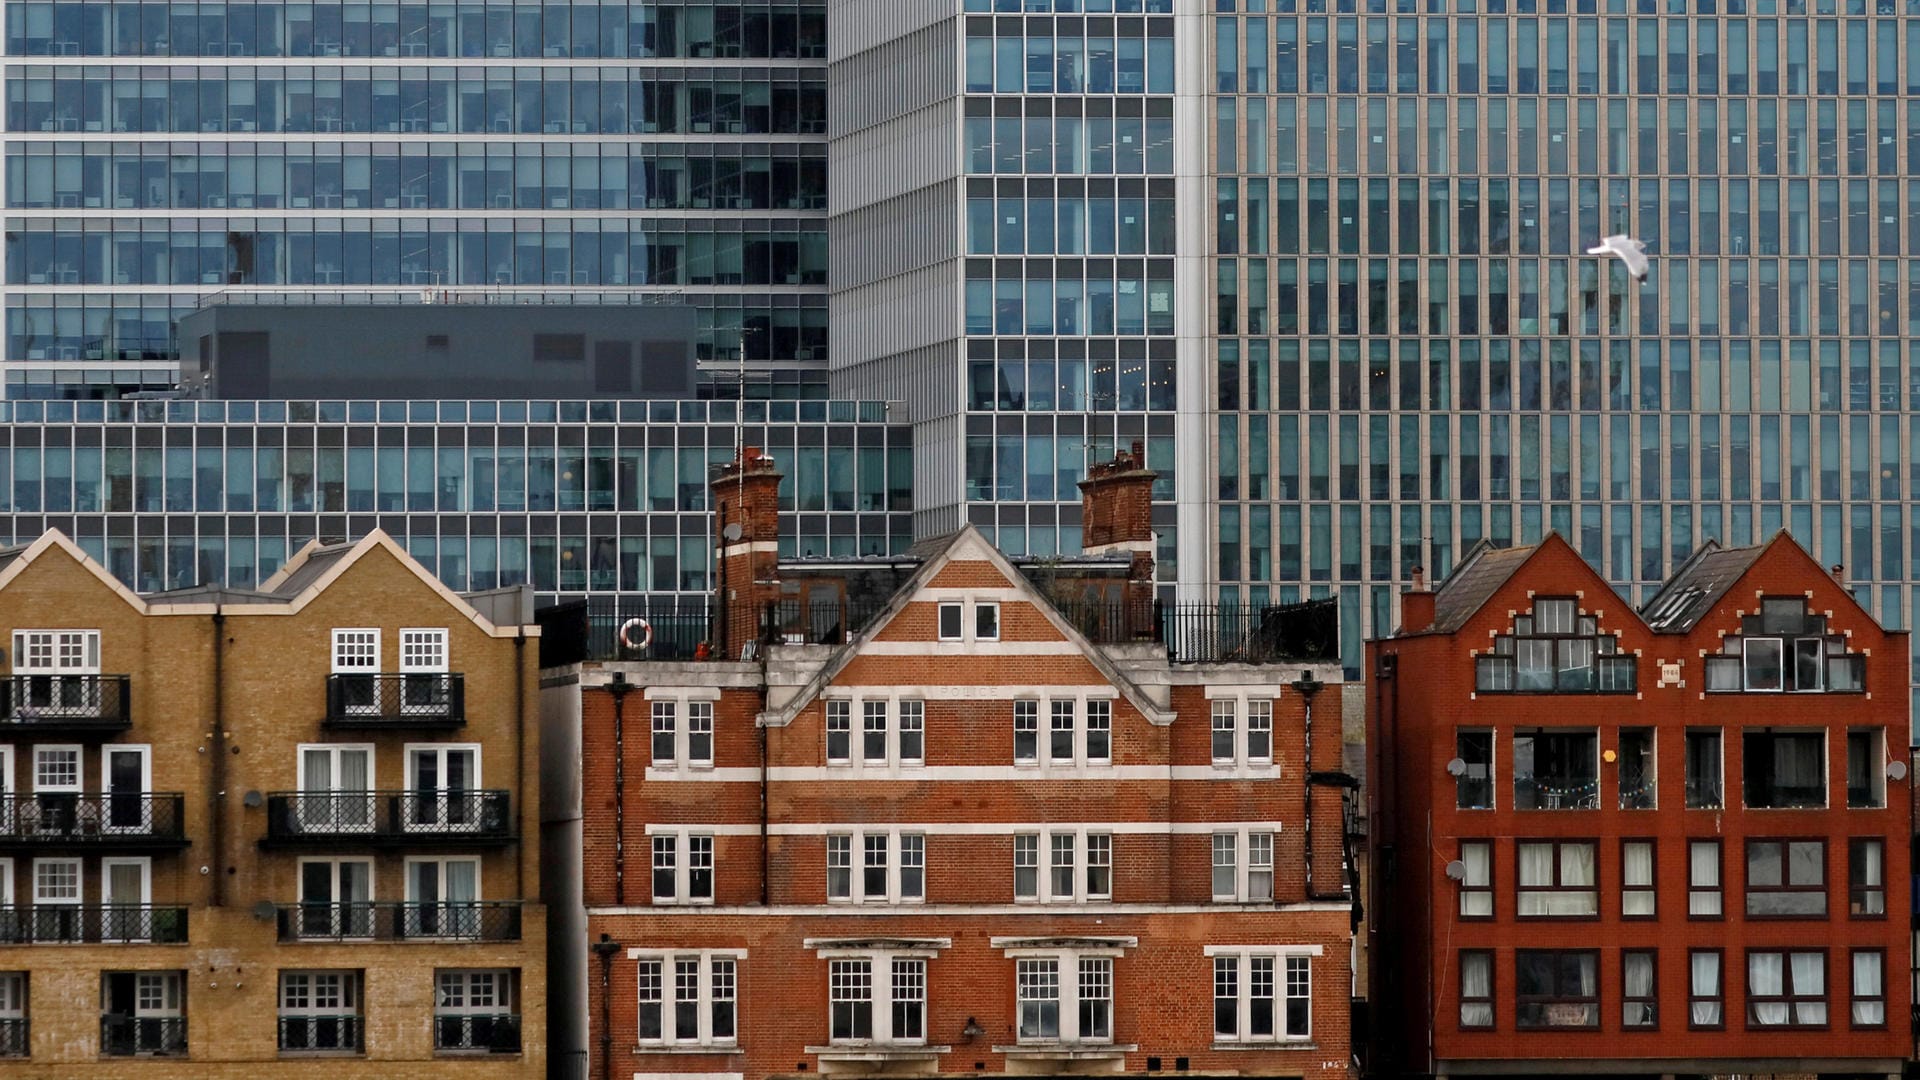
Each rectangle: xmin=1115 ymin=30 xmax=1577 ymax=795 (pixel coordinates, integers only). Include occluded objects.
xmin=608 ymin=673 xmax=632 ymax=907
xmin=513 ymin=632 xmax=526 ymax=900
xmin=210 ymin=607 xmax=227 ymax=907
xmin=590 ymin=933 xmax=620 ymax=1080
xmin=1290 ymin=669 xmax=1324 ymax=899
xmin=757 ymin=644 xmax=771 ymax=907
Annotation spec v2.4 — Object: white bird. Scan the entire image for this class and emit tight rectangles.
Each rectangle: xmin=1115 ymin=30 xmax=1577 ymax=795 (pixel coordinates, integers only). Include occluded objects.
xmin=1586 ymin=234 xmax=1651 ymax=281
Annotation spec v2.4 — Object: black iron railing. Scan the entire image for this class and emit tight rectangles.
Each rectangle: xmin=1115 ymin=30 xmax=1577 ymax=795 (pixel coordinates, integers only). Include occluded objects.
xmin=324 ymin=674 xmax=464 ymax=726
xmin=579 ymin=600 xmax=714 ymax=661
xmin=101 ymin=1015 xmax=186 ymax=1056
xmin=276 ymin=901 xmax=522 ymax=942
xmin=0 ymin=793 xmax=187 ymax=845
xmin=1157 ymin=600 xmax=1340 ymax=663
xmin=1047 ymin=600 xmax=1161 ymax=643
xmin=2 ymin=674 xmax=131 ymax=729
xmin=0 ymin=904 xmax=188 ymax=944
xmin=264 ymin=791 xmax=513 ymax=843
xmin=435 ymin=1013 xmax=522 ymax=1054
xmin=278 ymin=1014 xmax=364 ymax=1053
xmin=762 ymin=598 xmax=889 ymax=646
xmin=0 ymin=1018 xmax=23 ymax=1057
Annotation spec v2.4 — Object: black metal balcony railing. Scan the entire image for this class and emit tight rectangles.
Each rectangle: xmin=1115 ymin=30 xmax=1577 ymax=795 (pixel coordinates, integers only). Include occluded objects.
xmin=435 ymin=1013 xmax=522 ymax=1054
xmin=101 ymin=1015 xmax=186 ymax=1057
xmin=264 ymin=790 xmax=513 ymax=845
xmin=324 ymin=674 xmax=464 ymax=727
xmin=278 ymin=1014 xmax=365 ymax=1054
xmin=0 ymin=904 xmax=188 ymax=944
xmin=1 ymin=674 xmax=131 ymax=730
xmin=276 ymin=901 xmax=522 ymax=943
xmin=0 ymin=1018 xmax=24 ymax=1057
xmin=763 ymin=598 xmax=889 ymax=647
xmin=0 ymin=794 xmax=187 ymax=847
xmin=579 ymin=599 xmax=715 ymax=661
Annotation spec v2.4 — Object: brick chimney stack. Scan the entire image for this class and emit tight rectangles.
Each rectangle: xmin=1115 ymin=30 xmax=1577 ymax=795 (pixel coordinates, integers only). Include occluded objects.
xmin=712 ymin=446 xmax=783 ymax=659
xmin=1078 ymin=442 xmax=1156 ymax=608
xmin=1400 ymin=565 xmax=1435 ymax=635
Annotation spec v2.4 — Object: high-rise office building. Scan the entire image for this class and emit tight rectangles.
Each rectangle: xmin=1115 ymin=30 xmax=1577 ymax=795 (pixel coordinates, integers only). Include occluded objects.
xmin=1204 ymin=0 xmax=1920 ymax=693
xmin=828 ymin=0 xmax=1207 ymax=588
xmin=3 ymin=1 xmax=831 ymax=398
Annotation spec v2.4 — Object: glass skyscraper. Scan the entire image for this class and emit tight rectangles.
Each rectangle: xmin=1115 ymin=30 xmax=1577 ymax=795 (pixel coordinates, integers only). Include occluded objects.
xmin=2 ymin=1 xmax=831 ymax=398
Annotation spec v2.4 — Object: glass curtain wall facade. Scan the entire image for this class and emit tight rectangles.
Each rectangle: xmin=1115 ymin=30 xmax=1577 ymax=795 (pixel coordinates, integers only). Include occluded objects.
xmin=1208 ymin=1 xmax=1920 ymax=696
xmin=2 ymin=0 xmax=832 ymax=398
xmin=0 ymin=395 xmax=911 ymax=597
xmin=829 ymin=0 xmax=1199 ymax=579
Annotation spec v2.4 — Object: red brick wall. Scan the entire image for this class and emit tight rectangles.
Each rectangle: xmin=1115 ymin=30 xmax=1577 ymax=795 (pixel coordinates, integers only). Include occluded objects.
xmin=1368 ymin=533 xmax=1912 ymax=1074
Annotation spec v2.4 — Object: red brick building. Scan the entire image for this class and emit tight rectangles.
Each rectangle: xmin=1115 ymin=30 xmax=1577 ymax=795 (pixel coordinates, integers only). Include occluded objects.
xmin=554 ymin=446 xmax=1355 ymax=1080
xmin=1365 ymin=532 xmax=1911 ymax=1079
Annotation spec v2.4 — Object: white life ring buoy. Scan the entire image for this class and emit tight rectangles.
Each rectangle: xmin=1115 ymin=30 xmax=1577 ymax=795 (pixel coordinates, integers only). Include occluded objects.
xmin=619 ymin=617 xmax=653 ymax=652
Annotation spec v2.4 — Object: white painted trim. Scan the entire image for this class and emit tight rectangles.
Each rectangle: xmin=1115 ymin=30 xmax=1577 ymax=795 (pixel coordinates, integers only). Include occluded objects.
xmin=642 ymin=687 xmax=723 ymax=702
xmin=916 ymin=588 xmax=1029 ymax=602
xmin=589 ymin=901 xmax=1353 ymax=917
xmin=857 ymin=642 xmax=1084 ymax=657
xmin=820 ymin=685 xmax=1119 ymax=701
xmin=626 ymin=947 xmax=747 ymax=960
xmin=634 ymin=1073 xmax=745 ymax=1080
xmin=803 ymin=937 xmax=952 ymax=950
xmin=645 ymin=767 xmax=760 ymax=783
xmin=0 ymin=531 xmax=148 ymax=613
xmin=642 ymin=821 xmax=1284 ymax=837
xmin=1203 ymin=686 xmax=1289 ymax=700
xmin=717 ymin=541 xmax=781 ymax=557
xmin=646 ymin=829 xmax=716 ymax=906
xmin=1202 ymin=944 xmax=1326 ymax=958
xmin=992 ymin=935 xmax=1137 ymax=950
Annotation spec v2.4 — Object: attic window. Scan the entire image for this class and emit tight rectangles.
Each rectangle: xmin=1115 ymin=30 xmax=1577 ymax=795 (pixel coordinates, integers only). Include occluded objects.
xmin=938 ymin=604 xmax=963 ymax=641
xmin=976 ymin=604 xmax=1001 ymax=641
xmin=1473 ymin=599 xmax=1636 ymax=695
xmin=1703 ymin=597 xmax=1863 ymax=693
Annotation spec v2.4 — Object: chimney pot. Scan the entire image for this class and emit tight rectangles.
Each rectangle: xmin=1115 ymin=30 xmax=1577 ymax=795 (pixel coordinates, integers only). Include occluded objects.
xmin=1410 ymin=565 xmax=1426 ymax=591
xmin=1401 ymin=565 xmax=1435 ymax=634
xmin=1831 ymin=564 xmax=1845 ymax=581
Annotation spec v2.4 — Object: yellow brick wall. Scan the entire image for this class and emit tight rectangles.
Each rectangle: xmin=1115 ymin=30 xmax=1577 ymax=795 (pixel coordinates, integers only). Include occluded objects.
xmin=0 ymin=538 xmax=546 ymax=1075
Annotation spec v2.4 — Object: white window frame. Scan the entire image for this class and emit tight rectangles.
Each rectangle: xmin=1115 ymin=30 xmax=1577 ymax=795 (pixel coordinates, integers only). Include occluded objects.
xmin=99 ymin=744 xmax=152 ymax=834
xmin=1212 ymin=827 xmax=1280 ymax=902
xmin=822 ymin=694 xmax=933 ymax=771
xmin=99 ymin=856 xmax=152 ymax=942
xmin=647 ymin=829 xmax=715 ymax=905
xmin=1209 ymin=947 xmax=1320 ymax=1043
xmin=0 ymin=746 xmax=12 ymax=826
xmin=403 ymin=742 xmax=481 ymax=832
xmin=330 ymin=629 xmax=380 ymax=673
xmin=629 ymin=950 xmax=742 ymax=1049
xmin=297 ymin=743 xmax=375 ymax=834
xmin=278 ymin=969 xmax=362 ymax=1023
xmin=813 ymin=948 xmax=937 ymax=1047
xmin=1011 ymin=693 xmax=1120 ymax=770
xmin=0 ymin=972 xmax=23 ymax=1020
xmin=399 ymin=628 xmax=448 ymax=673
xmin=435 ymin=967 xmax=517 ymax=1050
xmin=12 ymin=630 xmax=100 ymax=673
xmin=130 ymin=971 xmax=184 ymax=1019
xmin=32 ymin=745 xmax=81 ymax=793
xmin=974 ymin=602 xmax=1001 ymax=641
xmin=936 ymin=600 xmax=1002 ymax=644
xmin=32 ymin=856 xmax=80 ymax=905
xmin=0 ymin=859 xmax=12 ymax=905
xmin=1015 ymin=829 xmax=1113 ymax=904
xmin=643 ymin=689 xmax=721 ymax=772
xmin=297 ymin=856 xmax=376 ymax=906
xmin=936 ymin=603 xmax=964 ymax=642
xmin=404 ymin=855 xmax=482 ymax=904
xmin=998 ymin=948 xmax=1127 ymax=1045
xmin=1203 ymin=689 xmax=1285 ymax=774
xmin=823 ymin=829 xmax=925 ymax=904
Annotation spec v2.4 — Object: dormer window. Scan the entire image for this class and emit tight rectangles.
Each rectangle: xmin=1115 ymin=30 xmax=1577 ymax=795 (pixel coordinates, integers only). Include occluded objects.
xmin=1703 ymin=597 xmax=1865 ymax=693
xmin=1474 ymin=599 xmax=1636 ymax=694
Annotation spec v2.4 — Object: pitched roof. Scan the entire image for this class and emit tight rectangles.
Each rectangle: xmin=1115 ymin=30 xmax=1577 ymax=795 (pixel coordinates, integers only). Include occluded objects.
xmin=1428 ymin=539 xmax=1541 ymax=633
xmin=760 ymin=525 xmax=1173 ymax=728
xmin=1638 ymin=534 xmax=1777 ymax=633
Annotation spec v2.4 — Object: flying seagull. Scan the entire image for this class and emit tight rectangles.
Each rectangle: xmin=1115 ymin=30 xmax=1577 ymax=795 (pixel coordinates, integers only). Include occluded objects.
xmin=1586 ymin=234 xmax=1650 ymax=281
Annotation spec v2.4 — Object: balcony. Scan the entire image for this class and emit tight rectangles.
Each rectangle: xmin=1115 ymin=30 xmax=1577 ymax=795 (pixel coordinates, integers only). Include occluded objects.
xmin=0 ymin=794 xmax=188 ymax=851
xmin=276 ymin=901 xmax=523 ymax=943
xmin=0 ymin=905 xmax=189 ymax=944
xmin=435 ymin=1013 xmax=522 ymax=1054
xmin=324 ymin=674 xmax=464 ymax=729
xmin=0 ymin=1018 xmax=21 ymax=1057
xmin=101 ymin=1015 xmax=186 ymax=1057
xmin=278 ymin=1014 xmax=364 ymax=1054
xmin=262 ymin=791 xmax=514 ymax=848
xmin=1 ymin=674 xmax=131 ymax=735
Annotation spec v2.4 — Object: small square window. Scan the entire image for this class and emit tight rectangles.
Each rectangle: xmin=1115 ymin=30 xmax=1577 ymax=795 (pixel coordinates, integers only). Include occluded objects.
xmin=975 ymin=603 xmax=1000 ymax=641
xmin=937 ymin=604 xmax=963 ymax=641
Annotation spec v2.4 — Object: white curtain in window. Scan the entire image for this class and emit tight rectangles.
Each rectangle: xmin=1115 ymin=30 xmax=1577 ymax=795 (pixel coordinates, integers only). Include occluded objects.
xmin=1859 ymin=839 xmax=1884 ymax=883
xmin=1688 ymin=843 xmax=1722 ymax=916
xmin=1623 ymin=953 xmax=1652 ymax=996
xmin=1690 ymin=953 xmax=1722 ymax=1026
xmin=1749 ymin=953 xmax=1787 ymax=1025
xmin=1560 ymin=843 xmax=1595 ymax=886
xmin=1623 ymin=843 xmax=1652 ymax=886
xmin=1517 ymin=843 xmax=1553 ymax=886
xmin=1852 ymin=952 xmax=1885 ymax=1026
xmin=1462 ymin=843 xmax=1490 ymax=885
xmin=1459 ymin=954 xmax=1493 ymax=1027
xmin=1789 ymin=952 xmax=1826 ymax=1024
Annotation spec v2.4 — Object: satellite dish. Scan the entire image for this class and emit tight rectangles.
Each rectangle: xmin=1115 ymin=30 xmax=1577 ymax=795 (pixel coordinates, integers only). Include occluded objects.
xmin=1888 ymin=760 xmax=1909 ymax=781
xmin=1444 ymin=860 xmax=1468 ymax=882
xmin=250 ymin=900 xmax=278 ymax=921
xmin=242 ymin=790 xmax=264 ymax=808
xmin=1445 ymin=757 xmax=1468 ymax=777
xmin=722 ymin=522 xmax=744 ymax=541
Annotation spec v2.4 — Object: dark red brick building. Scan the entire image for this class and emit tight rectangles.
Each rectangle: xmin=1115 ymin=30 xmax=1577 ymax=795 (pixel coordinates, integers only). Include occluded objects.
xmin=1366 ymin=532 xmax=1911 ymax=1079
xmin=560 ymin=446 xmax=1355 ymax=1080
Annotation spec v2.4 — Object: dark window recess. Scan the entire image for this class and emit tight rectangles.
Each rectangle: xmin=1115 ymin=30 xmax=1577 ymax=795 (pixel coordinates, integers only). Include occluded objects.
xmin=1456 ymin=730 xmax=1493 ymax=809
xmin=1514 ymin=950 xmax=1599 ymax=1028
xmin=640 ymin=340 xmax=693 ymax=394
xmin=533 ymin=334 xmax=586 ymax=364
xmin=595 ymin=341 xmax=634 ymax=394
xmin=426 ymin=335 xmax=450 ymax=351
xmin=1743 ymin=731 xmax=1826 ymax=809
xmin=1513 ymin=728 xmax=1599 ymax=810
xmin=1703 ymin=597 xmax=1865 ymax=692
xmin=226 ymin=232 xmax=254 ymax=284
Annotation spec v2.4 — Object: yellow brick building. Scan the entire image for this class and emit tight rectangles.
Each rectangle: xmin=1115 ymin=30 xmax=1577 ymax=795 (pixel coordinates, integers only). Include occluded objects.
xmin=0 ymin=529 xmax=544 ymax=1076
